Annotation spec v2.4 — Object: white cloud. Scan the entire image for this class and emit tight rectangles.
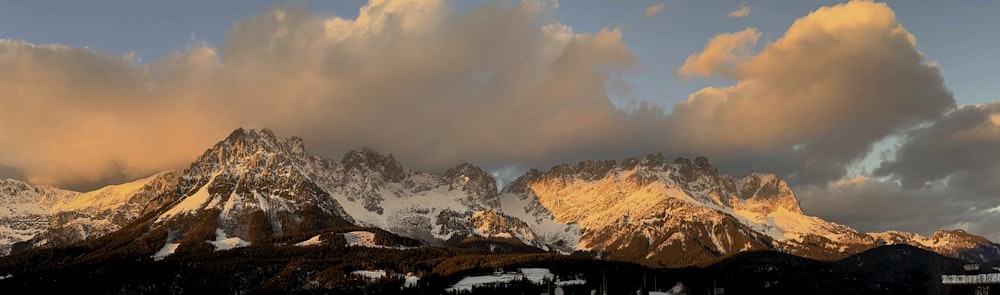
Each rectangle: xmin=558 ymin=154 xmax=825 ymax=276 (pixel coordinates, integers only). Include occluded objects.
xmin=643 ymin=2 xmax=665 ymax=17
xmin=727 ymin=3 xmax=750 ymax=18
xmin=676 ymin=28 xmax=760 ymax=78
xmin=667 ymin=1 xmax=954 ymax=186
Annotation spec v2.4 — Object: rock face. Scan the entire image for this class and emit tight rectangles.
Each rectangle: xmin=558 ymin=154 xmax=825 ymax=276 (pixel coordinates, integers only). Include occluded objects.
xmin=1 ymin=128 xmax=998 ymax=267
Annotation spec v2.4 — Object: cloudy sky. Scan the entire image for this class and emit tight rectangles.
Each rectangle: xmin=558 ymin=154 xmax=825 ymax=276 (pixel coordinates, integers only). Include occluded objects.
xmin=1 ymin=0 xmax=998 ymax=241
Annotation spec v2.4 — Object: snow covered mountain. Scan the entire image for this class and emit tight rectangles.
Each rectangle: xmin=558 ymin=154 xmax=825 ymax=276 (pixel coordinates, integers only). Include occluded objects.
xmin=124 ymin=128 xmax=557 ymax=259
xmin=0 ymin=179 xmax=71 ymax=255
xmin=0 ymin=172 xmax=181 ymax=255
xmin=870 ymin=229 xmax=1000 ymax=263
xmin=1 ymin=128 xmax=997 ymax=267
xmin=498 ymin=154 xmax=1000 ymax=266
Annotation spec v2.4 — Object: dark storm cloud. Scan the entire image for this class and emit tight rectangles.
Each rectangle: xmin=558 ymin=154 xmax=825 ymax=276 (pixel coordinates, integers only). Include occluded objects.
xmin=875 ymin=103 xmax=1000 ymax=195
xmin=798 ymin=176 xmax=1000 ymax=241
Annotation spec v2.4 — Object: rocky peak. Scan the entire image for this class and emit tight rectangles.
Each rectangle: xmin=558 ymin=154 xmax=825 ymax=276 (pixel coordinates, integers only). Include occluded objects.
xmin=545 ymin=160 xmax=617 ymax=181
xmin=547 ymin=164 xmax=577 ymax=179
xmin=621 ymin=153 xmax=667 ymax=171
xmin=737 ymin=172 xmax=802 ymax=214
xmin=931 ymin=229 xmax=992 ymax=246
xmin=443 ymin=163 xmax=488 ymax=180
xmin=643 ymin=153 xmax=668 ymax=167
xmin=341 ymin=148 xmax=406 ymax=183
xmin=923 ymin=229 xmax=1000 ymax=263
xmin=469 ymin=210 xmax=539 ymax=246
xmin=672 ymin=156 xmax=720 ymax=182
xmin=444 ymin=163 xmax=497 ymax=192
xmin=503 ymin=159 xmax=617 ymax=194
xmin=501 ymin=169 xmax=544 ymax=195
xmin=176 ymin=128 xmax=329 ymax=210
xmin=870 ymin=230 xmax=920 ymax=245
xmin=224 ymin=128 xmax=304 ymax=156
xmin=189 ymin=128 xmax=307 ymax=175
xmin=575 ymin=160 xmax=617 ymax=181
xmin=533 ymin=160 xmax=617 ymax=181
xmin=693 ymin=156 xmax=718 ymax=175
xmin=1 ymin=179 xmax=50 ymax=197
xmin=444 ymin=163 xmax=500 ymax=208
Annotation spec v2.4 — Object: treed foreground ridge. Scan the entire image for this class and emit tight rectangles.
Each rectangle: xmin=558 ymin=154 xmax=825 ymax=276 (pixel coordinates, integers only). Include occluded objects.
xmin=1 ymin=128 xmax=998 ymax=294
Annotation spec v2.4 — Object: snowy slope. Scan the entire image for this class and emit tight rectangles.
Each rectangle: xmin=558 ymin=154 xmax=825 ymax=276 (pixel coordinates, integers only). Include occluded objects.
xmin=0 ymin=179 xmax=73 ymax=255
xmin=146 ymin=129 xmax=535 ymax=252
xmin=869 ymin=229 xmax=1000 ymax=263
xmin=149 ymin=129 xmax=354 ymax=250
xmin=445 ymin=268 xmax=555 ymax=293
xmin=303 ymin=148 xmax=515 ymax=245
xmin=499 ymin=154 xmax=997 ymax=266
xmin=0 ymin=172 xmax=176 ymax=255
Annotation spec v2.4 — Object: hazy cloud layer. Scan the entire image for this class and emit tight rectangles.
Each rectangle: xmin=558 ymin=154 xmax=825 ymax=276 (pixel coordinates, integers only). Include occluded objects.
xmin=0 ymin=0 xmax=655 ymax=190
xmin=0 ymin=164 xmax=22 ymax=181
xmin=0 ymin=40 xmax=236 ymax=190
xmin=0 ymin=0 xmax=995 ymax=240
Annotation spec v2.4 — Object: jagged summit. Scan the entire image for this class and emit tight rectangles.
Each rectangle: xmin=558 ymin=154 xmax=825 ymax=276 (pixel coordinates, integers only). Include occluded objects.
xmin=151 ymin=128 xmax=514 ymax=248
xmin=221 ymin=128 xmax=305 ymax=155
xmin=341 ymin=147 xmax=405 ymax=183
xmin=736 ymin=172 xmax=801 ymax=214
xmin=672 ymin=156 xmax=721 ymax=182
xmin=498 ymin=154 xmax=877 ymax=265
xmin=444 ymin=163 xmax=499 ymax=206
xmin=186 ymin=128 xmax=308 ymax=178
xmin=503 ymin=155 xmax=799 ymax=211
xmin=621 ymin=153 xmax=668 ymax=170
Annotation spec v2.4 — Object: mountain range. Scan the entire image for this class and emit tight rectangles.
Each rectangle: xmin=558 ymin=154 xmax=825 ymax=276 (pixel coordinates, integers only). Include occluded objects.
xmin=2 ymin=128 xmax=998 ymax=268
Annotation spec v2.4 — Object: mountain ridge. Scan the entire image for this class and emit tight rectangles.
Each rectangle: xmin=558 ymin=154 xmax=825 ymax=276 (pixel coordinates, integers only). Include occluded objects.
xmin=0 ymin=128 xmax=997 ymax=267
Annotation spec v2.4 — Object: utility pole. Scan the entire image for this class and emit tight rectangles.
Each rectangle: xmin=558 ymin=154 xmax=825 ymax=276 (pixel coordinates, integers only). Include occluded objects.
xmin=603 ymin=272 xmax=608 ymax=295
